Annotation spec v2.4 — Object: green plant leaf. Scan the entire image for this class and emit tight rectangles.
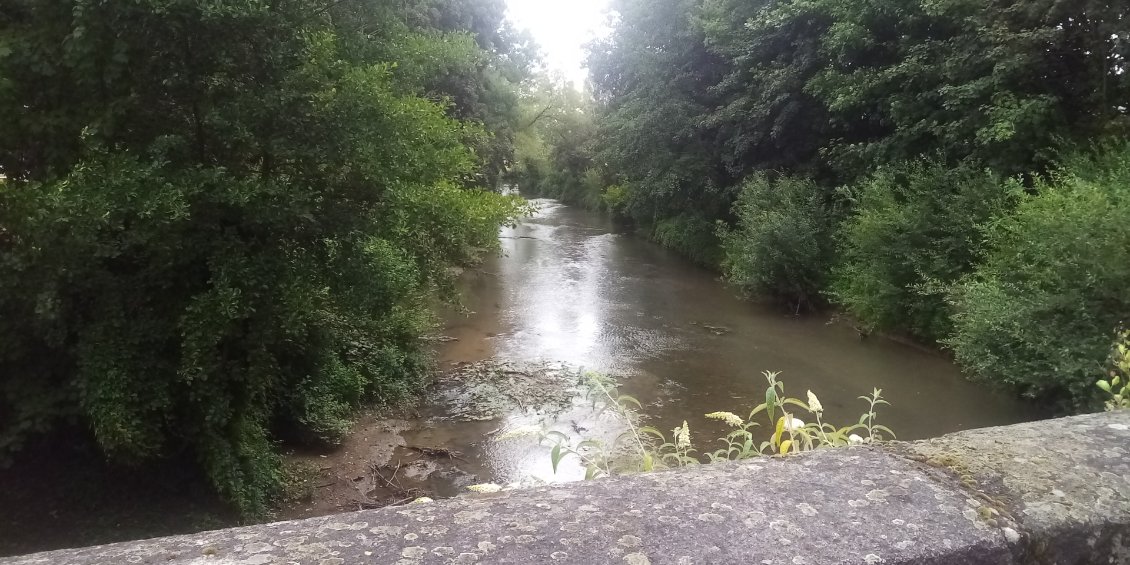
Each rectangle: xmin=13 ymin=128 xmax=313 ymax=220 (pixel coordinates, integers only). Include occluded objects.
xmin=544 ymin=430 xmax=569 ymax=443
xmin=619 ymin=395 xmax=642 ymax=409
xmin=550 ymin=444 xmax=563 ymax=474
xmin=765 ymin=386 xmax=777 ymax=423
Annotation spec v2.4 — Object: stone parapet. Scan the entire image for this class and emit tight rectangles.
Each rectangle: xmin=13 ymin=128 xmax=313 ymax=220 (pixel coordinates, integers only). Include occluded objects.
xmin=5 ymin=412 xmax=1128 ymax=565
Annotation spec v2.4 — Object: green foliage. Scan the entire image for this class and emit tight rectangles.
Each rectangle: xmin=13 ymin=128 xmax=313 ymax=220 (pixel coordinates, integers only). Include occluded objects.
xmin=830 ymin=161 xmax=1020 ymax=340
xmin=0 ymin=0 xmax=529 ymax=516
xmin=520 ymin=370 xmax=891 ymax=480
xmin=602 ymin=184 xmax=630 ymax=217
xmin=651 ymin=213 xmax=723 ymax=267
xmin=587 ymin=0 xmax=733 ymax=256
xmin=719 ymin=174 xmax=837 ymax=309
xmin=584 ymin=0 xmax=1128 ymax=271
xmin=508 ymin=76 xmax=602 ymax=205
xmin=278 ymin=461 xmax=319 ymax=506
xmin=1098 ymin=331 xmax=1130 ymax=412
xmin=948 ymin=144 xmax=1130 ymax=408
xmin=700 ymin=372 xmax=891 ymax=461
xmin=737 ymin=0 xmax=1129 ymax=180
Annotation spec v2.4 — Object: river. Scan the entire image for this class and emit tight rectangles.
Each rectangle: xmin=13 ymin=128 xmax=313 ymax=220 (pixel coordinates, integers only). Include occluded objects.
xmin=358 ymin=199 xmax=1042 ymax=497
xmin=0 ymin=199 xmax=1045 ymax=556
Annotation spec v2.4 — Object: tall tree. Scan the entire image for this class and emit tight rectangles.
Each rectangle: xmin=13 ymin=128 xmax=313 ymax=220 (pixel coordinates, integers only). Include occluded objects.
xmin=587 ymin=0 xmax=732 ymax=261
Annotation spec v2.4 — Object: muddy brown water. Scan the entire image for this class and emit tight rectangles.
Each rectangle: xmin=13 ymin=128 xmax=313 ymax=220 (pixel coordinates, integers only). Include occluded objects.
xmin=294 ymin=198 xmax=1042 ymax=509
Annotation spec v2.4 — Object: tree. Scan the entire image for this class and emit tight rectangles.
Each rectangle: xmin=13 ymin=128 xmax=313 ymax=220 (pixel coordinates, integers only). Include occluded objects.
xmin=509 ymin=75 xmax=605 ymax=207
xmin=587 ymin=0 xmax=733 ymax=262
xmin=830 ymin=161 xmax=1019 ymax=341
xmin=948 ymin=144 xmax=1130 ymax=409
xmin=0 ymin=0 xmax=528 ymax=515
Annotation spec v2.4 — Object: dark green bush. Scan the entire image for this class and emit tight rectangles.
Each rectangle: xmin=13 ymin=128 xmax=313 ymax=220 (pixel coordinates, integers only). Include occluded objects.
xmin=653 ymin=213 xmax=724 ymax=267
xmin=947 ymin=144 xmax=1130 ymax=408
xmin=718 ymin=174 xmax=836 ymax=308
xmin=0 ymin=1 xmax=527 ymax=516
xmin=829 ymin=160 xmax=1019 ymax=341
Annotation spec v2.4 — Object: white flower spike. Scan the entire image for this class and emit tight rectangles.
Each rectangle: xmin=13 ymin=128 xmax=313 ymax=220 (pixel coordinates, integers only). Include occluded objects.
xmin=806 ymin=390 xmax=823 ymax=413
xmin=705 ymin=411 xmax=744 ymax=427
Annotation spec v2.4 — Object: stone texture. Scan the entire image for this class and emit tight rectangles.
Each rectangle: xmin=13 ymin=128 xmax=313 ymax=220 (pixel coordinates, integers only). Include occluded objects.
xmin=900 ymin=411 xmax=1130 ymax=565
xmin=4 ymin=412 xmax=1129 ymax=565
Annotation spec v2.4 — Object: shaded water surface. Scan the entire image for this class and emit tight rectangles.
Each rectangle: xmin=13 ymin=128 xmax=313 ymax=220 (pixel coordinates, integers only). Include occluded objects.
xmin=429 ymin=199 xmax=1041 ymax=484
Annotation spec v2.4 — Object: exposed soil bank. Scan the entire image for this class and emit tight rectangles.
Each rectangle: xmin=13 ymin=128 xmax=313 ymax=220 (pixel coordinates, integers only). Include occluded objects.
xmin=278 ymin=359 xmax=626 ymax=521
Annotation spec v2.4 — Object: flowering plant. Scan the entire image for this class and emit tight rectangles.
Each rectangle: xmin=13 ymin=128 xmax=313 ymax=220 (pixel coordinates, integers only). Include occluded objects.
xmin=1098 ymin=330 xmax=1130 ymax=412
xmin=511 ymin=370 xmax=892 ymax=480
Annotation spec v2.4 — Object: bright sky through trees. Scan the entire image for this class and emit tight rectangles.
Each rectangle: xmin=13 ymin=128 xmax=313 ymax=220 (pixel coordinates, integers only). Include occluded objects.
xmin=505 ymin=0 xmax=611 ymax=88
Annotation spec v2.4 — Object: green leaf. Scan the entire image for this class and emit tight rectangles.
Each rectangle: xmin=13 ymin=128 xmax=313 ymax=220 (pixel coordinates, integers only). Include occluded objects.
xmin=619 ymin=395 xmax=642 ymax=409
xmin=765 ymin=386 xmax=777 ymax=423
xmin=782 ymin=398 xmax=809 ymax=409
xmin=550 ymin=444 xmax=563 ymax=474
xmin=544 ymin=430 xmax=569 ymax=443
xmin=576 ymin=439 xmax=603 ymax=451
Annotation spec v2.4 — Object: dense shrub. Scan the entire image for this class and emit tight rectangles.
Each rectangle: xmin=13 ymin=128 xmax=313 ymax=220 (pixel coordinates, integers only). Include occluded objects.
xmin=947 ymin=144 xmax=1130 ymax=408
xmin=718 ymin=174 xmax=836 ymax=309
xmin=830 ymin=161 xmax=1019 ymax=341
xmin=0 ymin=0 xmax=527 ymax=515
xmin=602 ymin=184 xmax=631 ymax=219
xmin=652 ymin=213 xmax=724 ymax=267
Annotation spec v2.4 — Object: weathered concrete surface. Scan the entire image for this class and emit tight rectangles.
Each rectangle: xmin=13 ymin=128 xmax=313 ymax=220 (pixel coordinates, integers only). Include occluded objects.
xmin=900 ymin=411 xmax=1130 ymax=564
xmin=4 ymin=412 xmax=1128 ymax=565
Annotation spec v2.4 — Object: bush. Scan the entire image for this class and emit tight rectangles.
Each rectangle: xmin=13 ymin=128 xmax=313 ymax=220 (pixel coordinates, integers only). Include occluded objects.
xmin=652 ymin=213 xmax=723 ymax=267
xmin=602 ymin=184 xmax=630 ymax=217
xmin=829 ymin=160 xmax=1019 ymax=341
xmin=947 ymin=144 xmax=1130 ymax=408
xmin=719 ymin=174 xmax=836 ymax=309
xmin=0 ymin=3 xmax=527 ymax=517
xmin=1098 ymin=330 xmax=1130 ymax=412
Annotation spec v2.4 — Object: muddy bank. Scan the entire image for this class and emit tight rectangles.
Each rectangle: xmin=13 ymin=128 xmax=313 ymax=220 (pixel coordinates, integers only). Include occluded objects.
xmin=279 ymin=359 xmax=622 ymax=520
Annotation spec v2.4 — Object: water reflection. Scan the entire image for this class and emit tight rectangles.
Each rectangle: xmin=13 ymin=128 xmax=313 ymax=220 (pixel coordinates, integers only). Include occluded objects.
xmin=439 ymin=199 xmax=1042 ymax=483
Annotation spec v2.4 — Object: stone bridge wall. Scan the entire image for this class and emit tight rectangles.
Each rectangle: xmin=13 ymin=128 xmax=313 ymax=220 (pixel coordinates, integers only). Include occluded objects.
xmin=4 ymin=412 xmax=1129 ymax=565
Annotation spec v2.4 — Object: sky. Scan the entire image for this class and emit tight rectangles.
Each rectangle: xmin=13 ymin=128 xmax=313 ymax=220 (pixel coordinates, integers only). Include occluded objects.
xmin=504 ymin=0 xmax=612 ymax=88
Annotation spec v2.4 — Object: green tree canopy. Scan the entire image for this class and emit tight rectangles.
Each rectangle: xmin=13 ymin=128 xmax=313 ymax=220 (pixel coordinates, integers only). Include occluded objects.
xmin=0 ymin=0 xmax=529 ymax=514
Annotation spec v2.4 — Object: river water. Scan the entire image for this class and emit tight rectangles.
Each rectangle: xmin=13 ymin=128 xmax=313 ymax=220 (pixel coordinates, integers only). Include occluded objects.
xmin=404 ymin=199 xmax=1043 ymax=491
xmin=0 ymin=199 xmax=1047 ymax=557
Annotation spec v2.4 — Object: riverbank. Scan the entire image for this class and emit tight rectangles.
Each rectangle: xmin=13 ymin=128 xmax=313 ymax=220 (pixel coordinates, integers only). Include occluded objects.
xmin=0 ymin=359 xmax=605 ymax=557
xmin=0 ymin=199 xmax=1046 ymax=557
xmin=276 ymin=359 xmax=609 ymax=522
